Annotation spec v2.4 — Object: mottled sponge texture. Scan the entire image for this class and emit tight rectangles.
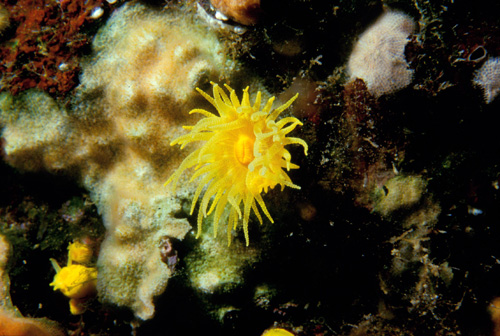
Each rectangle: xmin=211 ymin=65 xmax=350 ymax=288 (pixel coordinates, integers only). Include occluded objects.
xmin=347 ymin=10 xmax=416 ymax=98
xmin=473 ymin=57 xmax=500 ymax=104
xmin=0 ymin=2 xmax=239 ymax=320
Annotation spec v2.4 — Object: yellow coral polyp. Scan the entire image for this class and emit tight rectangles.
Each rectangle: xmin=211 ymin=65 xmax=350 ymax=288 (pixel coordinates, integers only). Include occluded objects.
xmin=262 ymin=327 xmax=295 ymax=336
xmin=67 ymin=241 xmax=93 ymax=265
xmin=50 ymin=241 xmax=98 ymax=315
xmin=165 ymin=83 xmax=308 ymax=245
xmin=49 ymin=263 xmax=97 ymax=299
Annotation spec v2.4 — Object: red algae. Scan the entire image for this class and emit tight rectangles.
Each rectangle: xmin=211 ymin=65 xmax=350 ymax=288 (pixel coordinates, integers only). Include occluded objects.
xmin=0 ymin=0 xmax=114 ymax=96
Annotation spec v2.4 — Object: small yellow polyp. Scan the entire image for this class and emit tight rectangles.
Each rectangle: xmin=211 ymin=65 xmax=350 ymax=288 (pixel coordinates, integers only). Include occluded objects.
xmin=68 ymin=241 xmax=93 ymax=265
xmin=69 ymin=298 xmax=86 ymax=315
xmin=50 ymin=241 xmax=98 ymax=315
xmin=261 ymin=327 xmax=295 ymax=336
xmin=50 ymin=264 xmax=97 ymax=299
xmin=234 ymin=133 xmax=255 ymax=166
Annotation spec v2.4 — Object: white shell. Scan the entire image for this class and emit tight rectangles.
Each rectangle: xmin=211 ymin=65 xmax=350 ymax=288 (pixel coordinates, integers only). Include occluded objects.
xmin=90 ymin=7 xmax=104 ymax=19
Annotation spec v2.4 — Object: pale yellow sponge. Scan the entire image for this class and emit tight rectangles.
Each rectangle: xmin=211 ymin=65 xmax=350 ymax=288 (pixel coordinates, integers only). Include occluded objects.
xmin=0 ymin=234 xmax=13 ymax=311
xmin=74 ymin=3 xmax=236 ymax=320
xmin=347 ymin=10 xmax=416 ymax=97
xmin=0 ymin=90 xmax=70 ymax=171
xmin=81 ymin=2 xmax=233 ymax=115
xmin=1 ymin=1 xmax=239 ymax=321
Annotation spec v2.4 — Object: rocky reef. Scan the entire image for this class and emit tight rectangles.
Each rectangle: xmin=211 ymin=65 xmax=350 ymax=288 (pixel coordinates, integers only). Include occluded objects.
xmin=1 ymin=0 xmax=500 ymax=335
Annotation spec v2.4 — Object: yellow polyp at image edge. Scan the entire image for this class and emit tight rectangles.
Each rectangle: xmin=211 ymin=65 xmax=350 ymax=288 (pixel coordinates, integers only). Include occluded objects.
xmin=261 ymin=327 xmax=295 ymax=336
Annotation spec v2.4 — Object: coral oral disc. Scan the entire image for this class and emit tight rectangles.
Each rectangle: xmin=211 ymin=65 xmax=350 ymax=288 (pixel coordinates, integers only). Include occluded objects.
xmin=234 ymin=133 xmax=255 ymax=166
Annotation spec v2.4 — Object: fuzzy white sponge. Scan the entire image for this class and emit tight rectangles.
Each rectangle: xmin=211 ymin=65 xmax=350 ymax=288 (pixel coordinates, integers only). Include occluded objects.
xmin=347 ymin=10 xmax=416 ymax=98
xmin=473 ymin=57 xmax=500 ymax=104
